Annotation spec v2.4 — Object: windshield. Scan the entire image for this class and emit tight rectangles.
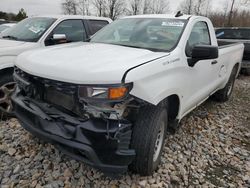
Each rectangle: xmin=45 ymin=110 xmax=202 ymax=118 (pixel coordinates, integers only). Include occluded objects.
xmin=1 ymin=17 xmax=56 ymax=42
xmin=216 ymin=28 xmax=250 ymax=40
xmin=0 ymin=25 xmax=9 ymax=32
xmin=91 ymin=18 xmax=187 ymax=52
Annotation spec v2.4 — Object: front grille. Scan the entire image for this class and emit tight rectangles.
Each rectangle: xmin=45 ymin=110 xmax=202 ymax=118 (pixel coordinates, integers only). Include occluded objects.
xmin=14 ymin=67 xmax=78 ymax=95
xmin=14 ymin=67 xmax=82 ymax=115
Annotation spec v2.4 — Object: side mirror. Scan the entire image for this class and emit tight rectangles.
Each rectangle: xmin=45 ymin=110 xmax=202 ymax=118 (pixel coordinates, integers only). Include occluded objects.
xmin=188 ymin=45 xmax=219 ymax=67
xmin=52 ymin=34 xmax=66 ymax=41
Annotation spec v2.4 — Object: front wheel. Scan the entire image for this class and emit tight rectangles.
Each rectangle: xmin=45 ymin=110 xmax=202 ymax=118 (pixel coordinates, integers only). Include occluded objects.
xmin=129 ymin=105 xmax=168 ymax=175
xmin=0 ymin=73 xmax=16 ymax=118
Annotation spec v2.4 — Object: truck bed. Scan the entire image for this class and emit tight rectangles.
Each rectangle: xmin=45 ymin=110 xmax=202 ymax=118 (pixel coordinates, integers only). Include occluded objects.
xmin=218 ymin=39 xmax=250 ymax=61
xmin=217 ymin=40 xmax=241 ymax=49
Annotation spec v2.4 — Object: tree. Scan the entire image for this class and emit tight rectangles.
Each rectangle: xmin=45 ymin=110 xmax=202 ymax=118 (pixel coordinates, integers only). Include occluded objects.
xmin=221 ymin=0 xmax=250 ymax=26
xmin=221 ymin=0 xmax=229 ymax=26
xmin=208 ymin=8 xmax=250 ymax=27
xmin=140 ymin=0 xmax=170 ymax=14
xmin=228 ymin=0 xmax=236 ymax=26
xmin=62 ymin=0 xmax=78 ymax=15
xmin=194 ymin=0 xmax=210 ymax=15
xmin=129 ymin=0 xmax=143 ymax=15
xmin=105 ymin=0 xmax=125 ymax=19
xmin=242 ymin=0 xmax=250 ymax=5
xmin=179 ymin=0 xmax=193 ymax=14
xmin=93 ymin=0 xmax=107 ymax=17
xmin=179 ymin=0 xmax=210 ymax=15
xmin=151 ymin=0 xmax=170 ymax=14
xmin=142 ymin=0 xmax=152 ymax=14
xmin=15 ymin=8 xmax=27 ymax=21
xmin=78 ymin=0 xmax=91 ymax=15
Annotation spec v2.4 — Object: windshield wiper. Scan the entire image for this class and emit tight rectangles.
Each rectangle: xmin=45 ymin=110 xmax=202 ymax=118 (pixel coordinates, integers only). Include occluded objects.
xmin=2 ymin=35 xmax=18 ymax=40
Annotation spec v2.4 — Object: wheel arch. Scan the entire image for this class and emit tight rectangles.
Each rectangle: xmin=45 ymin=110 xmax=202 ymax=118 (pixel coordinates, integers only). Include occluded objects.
xmin=158 ymin=94 xmax=181 ymax=122
xmin=0 ymin=67 xmax=14 ymax=76
xmin=234 ymin=62 xmax=240 ymax=76
xmin=227 ymin=62 xmax=241 ymax=82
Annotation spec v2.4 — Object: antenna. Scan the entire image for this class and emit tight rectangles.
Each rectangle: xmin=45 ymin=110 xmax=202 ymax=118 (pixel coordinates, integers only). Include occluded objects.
xmin=175 ymin=11 xmax=184 ymax=17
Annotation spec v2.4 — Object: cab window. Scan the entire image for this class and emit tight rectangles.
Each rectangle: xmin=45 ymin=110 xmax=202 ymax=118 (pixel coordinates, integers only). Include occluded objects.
xmin=45 ymin=19 xmax=87 ymax=46
xmin=186 ymin=21 xmax=211 ymax=56
xmin=89 ymin=20 xmax=109 ymax=35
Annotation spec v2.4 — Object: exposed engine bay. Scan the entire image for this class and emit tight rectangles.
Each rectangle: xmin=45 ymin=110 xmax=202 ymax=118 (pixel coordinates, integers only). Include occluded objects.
xmin=13 ymin=67 xmax=144 ymax=122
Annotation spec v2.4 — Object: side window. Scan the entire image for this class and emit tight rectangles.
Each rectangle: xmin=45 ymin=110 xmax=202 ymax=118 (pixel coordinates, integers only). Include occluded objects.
xmin=186 ymin=21 xmax=211 ymax=56
xmin=45 ymin=19 xmax=87 ymax=46
xmin=89 ymin=20 xmax=109 ymax=35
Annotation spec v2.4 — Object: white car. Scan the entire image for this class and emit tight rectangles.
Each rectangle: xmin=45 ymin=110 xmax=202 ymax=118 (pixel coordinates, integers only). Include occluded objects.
xmin=0 ymin=15 xmax=112 ymax=115
xmin=13 ymin=14 xmax=244 ymax=175
xmin=0 ymin=23 xmax=16 ymax=33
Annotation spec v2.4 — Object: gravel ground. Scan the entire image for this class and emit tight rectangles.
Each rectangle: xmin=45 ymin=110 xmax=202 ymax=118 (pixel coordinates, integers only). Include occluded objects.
xmin=0 ymin=76 xmax=249 ymax=188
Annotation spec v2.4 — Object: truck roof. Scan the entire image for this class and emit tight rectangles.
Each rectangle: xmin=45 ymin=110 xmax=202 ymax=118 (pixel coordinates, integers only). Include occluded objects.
xmin=30 ymin=15 xmax=112 ymax=22
xmin=216 ymin=27 xmax=250 ymax=30
xmin=121 ymin=14 xmax=193 ymax=20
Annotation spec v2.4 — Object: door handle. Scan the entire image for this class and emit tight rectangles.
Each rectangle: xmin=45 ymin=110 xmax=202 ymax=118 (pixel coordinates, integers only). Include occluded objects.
xmin=211 ymin=60 xmax=218 ymax=65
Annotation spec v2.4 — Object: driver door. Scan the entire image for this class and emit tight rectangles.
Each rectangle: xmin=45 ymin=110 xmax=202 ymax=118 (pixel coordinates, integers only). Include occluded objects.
xmin=183 ymin=21 xmax=216 ymax=113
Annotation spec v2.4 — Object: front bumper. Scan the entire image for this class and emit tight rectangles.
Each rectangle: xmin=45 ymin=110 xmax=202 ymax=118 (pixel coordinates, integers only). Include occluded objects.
xmin=12 ymin=90 xmax=135 ymax=174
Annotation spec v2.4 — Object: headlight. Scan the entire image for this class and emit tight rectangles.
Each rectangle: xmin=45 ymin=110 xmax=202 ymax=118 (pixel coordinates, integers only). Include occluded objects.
xmin=78 ymin=83 xmax=133 ymax=101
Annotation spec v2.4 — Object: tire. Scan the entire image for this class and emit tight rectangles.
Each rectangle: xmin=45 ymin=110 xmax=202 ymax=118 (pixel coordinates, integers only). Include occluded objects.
xmin=0 ymin=72 xmax=15 ymax=118
xmin=129 ymin=105 xmax=168 ymax=175
xmin=213 ymin=66 xmax=238 ymax=102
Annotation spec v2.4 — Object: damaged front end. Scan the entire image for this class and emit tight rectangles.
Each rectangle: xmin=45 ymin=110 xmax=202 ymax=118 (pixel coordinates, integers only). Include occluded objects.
xmin=12 ymin=67 xmax=137 ymax=174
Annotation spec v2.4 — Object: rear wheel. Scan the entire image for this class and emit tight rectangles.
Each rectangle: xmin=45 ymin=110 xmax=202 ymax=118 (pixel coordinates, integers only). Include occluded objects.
xmin=213 ymin=66 xmax=238 ymax=102
xmin=0 ymin=73 xmax=16 ymax=118
xmin=129 ymin=105 xmax=168 ymax=175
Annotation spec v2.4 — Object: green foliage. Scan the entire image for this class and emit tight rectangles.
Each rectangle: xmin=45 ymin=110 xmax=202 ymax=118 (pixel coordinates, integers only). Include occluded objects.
xmin=14 ymin=8 xmax=27 ymax=21
xmin=0 ymin=8 xmax=27 ymax=22
xmin=0 ymin=11 xmax=16 ymax=21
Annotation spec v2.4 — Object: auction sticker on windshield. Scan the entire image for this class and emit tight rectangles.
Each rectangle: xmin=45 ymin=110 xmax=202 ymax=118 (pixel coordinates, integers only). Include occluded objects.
xmin=162 ymin=21 xmax=184 ymax=27
xmin=28 ymin=26 xmax=42 ymax=34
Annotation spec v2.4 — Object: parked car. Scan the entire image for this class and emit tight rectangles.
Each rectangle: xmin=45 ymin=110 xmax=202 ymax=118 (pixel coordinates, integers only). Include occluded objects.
xmin=0 ymin=23 xmax=16 ymax=33
xmin=216 ymin=27 xmax=250 ymax=75
xmin=12 ymin=14 xmax=244 ymax=175
xmin=0 ymin=15 xmax=112 ymax=115
xmin=0 ymin=19 xmax=9 ymax=25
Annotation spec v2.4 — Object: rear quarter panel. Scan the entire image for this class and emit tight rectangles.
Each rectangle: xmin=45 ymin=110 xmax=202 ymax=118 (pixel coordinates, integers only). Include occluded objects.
xmin=217 ymin=43 xmax=244 ymax=89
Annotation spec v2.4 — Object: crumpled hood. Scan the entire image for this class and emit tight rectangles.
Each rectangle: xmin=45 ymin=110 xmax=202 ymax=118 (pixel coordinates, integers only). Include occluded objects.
xmin=0 ymin=39 xmax=37 ymax=56
xmin=16 ymin=42 xmax=169 ymax=84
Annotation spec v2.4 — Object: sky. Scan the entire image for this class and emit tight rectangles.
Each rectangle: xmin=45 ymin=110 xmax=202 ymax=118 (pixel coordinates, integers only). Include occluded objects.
xmin=0 ymin=0 xmax=241 ymax=16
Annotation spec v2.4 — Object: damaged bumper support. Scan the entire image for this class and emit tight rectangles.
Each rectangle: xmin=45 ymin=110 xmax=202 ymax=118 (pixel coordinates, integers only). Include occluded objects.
xmin=11 ymin=90 xmax=135 ymax=174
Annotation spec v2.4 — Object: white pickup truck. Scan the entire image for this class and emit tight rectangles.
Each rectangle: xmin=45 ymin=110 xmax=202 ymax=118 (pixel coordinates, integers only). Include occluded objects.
xmin=12 ymin=14 xmax=244 ymax=175
xmin=0 ymin=15 xmax=112 ymax=115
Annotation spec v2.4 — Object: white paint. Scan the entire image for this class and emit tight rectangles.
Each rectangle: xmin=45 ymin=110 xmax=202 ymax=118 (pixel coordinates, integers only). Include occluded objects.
xmin=0 ymin=15 xmax=112 ymax=70
xmin=15 ymin=15 xmax=244 ymax=121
